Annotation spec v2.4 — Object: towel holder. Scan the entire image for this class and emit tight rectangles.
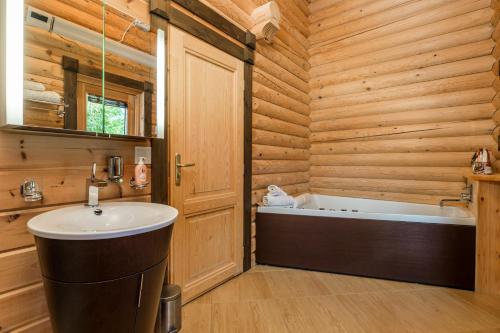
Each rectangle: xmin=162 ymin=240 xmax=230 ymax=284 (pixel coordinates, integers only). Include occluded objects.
xmin=24 ymin=98 xmax=69 ymax=118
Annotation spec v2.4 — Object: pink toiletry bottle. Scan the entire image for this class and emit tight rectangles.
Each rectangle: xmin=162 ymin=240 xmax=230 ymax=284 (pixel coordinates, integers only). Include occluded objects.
xmin=135 ymin=157 xmax=147 ymax=185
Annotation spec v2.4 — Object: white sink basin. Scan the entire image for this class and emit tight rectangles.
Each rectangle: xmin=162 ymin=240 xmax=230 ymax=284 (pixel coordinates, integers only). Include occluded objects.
xmin=28 ymin=202 xmax=178 ymax=240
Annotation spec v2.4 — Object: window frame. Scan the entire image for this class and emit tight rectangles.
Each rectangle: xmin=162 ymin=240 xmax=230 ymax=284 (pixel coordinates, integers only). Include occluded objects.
xmin=76 ymin=75 xmax=144 ymax=136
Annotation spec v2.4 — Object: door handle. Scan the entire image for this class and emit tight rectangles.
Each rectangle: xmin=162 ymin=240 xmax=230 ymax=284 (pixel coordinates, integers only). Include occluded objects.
xmin=175 ymin=153 xmax=195 ymax=186
xmin=177 ymin=162 xmax=195 ymax=168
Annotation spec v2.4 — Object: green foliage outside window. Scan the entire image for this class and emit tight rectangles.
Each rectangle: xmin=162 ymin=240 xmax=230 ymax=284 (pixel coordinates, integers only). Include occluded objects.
xmin=86 ymin=94 xmax=128 ymax=135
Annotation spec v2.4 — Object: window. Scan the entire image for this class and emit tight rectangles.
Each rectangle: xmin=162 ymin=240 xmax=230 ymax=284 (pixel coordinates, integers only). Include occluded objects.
xmin=77 ymin=75 xmax=142 ymax=136
xmin=86 ymin=94 xmax=128 ymax=135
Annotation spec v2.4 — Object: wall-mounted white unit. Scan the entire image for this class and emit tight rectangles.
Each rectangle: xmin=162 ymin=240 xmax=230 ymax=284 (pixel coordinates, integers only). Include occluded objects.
xmin=0 ymin=0 xmax=24 ymax=126
xmin=0 ymin=0 xmax=5 ymax=126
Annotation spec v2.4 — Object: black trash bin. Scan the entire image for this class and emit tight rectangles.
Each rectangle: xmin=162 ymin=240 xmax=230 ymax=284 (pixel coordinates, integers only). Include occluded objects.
xmin=155 ymin=284 xmax=182 ymax=333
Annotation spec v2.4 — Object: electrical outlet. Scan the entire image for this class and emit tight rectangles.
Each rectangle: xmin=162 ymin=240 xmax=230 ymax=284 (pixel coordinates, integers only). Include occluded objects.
xmin=135 ymin=147 xmax=152 ymax=164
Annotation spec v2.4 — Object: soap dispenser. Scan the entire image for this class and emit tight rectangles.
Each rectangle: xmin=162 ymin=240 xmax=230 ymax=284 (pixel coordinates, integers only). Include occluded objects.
xmin=135 ymin=157 xmax=148 ymax=185
xmin=130 ymin=157 xmax=149 ymax=189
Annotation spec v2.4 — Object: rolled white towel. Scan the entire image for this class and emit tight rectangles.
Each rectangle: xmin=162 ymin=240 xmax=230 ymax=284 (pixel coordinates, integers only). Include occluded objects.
xmin=293 ymin=193 xmax=310 ymax=208
xmin=24 ymin=80 xmax=45 ymax=92
xmin=267 ymin=185 xmax=288 ymax=197
xmin=263 ymin=195 xmax=295 ymax=207
xmin=24 ymin=89 xmax=62 ymax=104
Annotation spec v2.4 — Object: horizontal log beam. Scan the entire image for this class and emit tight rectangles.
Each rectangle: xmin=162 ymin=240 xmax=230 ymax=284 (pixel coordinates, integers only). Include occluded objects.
xmin=311 ymin=72 xmax=495 ymax=110
xmin=310 ymin=188 xmax=453 ymax=206
xmin=253 ymin=160 xmax=310 ymax=175
xmin=311 ymin=135 xmax=496 ymax=155
xmin=252 ymin=129 xmax=309 ymax=149
xmin=310 ymin=120 xmax=496 ymax=142
xmin=311 ymin=88 xmax=496 ymax=121
xmin=0 ymin=247 xmax=40 ymax=294
xmin=253 ymin=82 xmax=310 ymax=116
xmin=310 ymin=40 xmax=495 ymax=89
xmin=310 ymin=152 xmax=477 ymax=167
xmin=254 ymin=68 xmax=311 ymax=105
xmin=253 ymin=113 xmax=310 ymax=138
xmin=255 ymin=53 xmax=310 ymax=94
xmin=252 ymin=172 xmax=310 ymax=190
xmin=252 ymin=144 xmax=310 ymax=160
xmin=310 ymin=7 xmax=493 ymax=65
xmin=310 ymin=104 xmax=495 ymax=132
xmin=310 ymin=177 xmax=464 ymax=196
xmin=310 ymin=166 xmax=470 ymax=182
xmin=311 ymin=56 xmax=495 ymax=100
xmin=253 ymin=98 xmax=310 ymax=127
xmin=310 ymin=24 xmax=494 ymax=77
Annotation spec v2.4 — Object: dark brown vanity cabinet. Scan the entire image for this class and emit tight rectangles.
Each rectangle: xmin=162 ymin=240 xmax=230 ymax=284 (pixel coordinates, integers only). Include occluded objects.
xmin=35 ymin=226 xmax=173 ymax=333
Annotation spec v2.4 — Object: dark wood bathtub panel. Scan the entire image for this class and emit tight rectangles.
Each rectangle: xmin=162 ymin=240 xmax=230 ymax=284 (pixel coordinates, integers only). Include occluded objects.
xmin=256 ymin=213 xmax=476 ymax=290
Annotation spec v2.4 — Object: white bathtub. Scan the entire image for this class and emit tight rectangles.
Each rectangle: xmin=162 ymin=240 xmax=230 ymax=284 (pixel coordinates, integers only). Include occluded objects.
xmin=257 ymin=194 xmax=475 ymax=226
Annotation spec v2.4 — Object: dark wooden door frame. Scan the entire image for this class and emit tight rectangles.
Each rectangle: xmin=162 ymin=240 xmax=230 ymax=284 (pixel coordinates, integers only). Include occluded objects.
xmin=151 ymin=1 xmax=255 ymax=272
xmin=150 ymin=0 xmax=254 ymax=65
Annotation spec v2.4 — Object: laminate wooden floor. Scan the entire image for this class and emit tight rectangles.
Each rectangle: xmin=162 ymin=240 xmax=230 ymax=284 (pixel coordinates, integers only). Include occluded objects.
xmin=182 ymin=266 xmax=500 ymax=333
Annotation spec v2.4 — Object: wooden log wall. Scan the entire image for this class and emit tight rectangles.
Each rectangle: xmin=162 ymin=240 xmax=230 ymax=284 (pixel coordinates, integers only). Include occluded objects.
xmin=9 ymin=0 xmax=500 ymax=329
xmin=202 ymin=0 xmax=312 ymax=265
xmin=308 ymin=0 xmax=500 ymax=205
xmin=107 ymin=0 xmax=151 ymax=27
xmin=0 ymin=1 xmax=155 ymax=331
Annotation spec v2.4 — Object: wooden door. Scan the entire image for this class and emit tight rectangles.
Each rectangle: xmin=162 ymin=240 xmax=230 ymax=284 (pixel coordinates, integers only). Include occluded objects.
xmin=168 ymin=26 xmax=244 ymax=302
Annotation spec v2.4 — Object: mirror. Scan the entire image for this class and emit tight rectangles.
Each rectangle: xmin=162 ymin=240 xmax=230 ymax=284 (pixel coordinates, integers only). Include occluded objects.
xmin=1 ymin=0 xmax=164 ymax=138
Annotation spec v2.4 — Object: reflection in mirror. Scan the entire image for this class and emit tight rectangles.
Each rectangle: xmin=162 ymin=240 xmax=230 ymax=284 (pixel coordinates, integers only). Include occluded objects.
xmin=15 ymin=0 xmax=163 ymax=138
xmin=86 ymin=95 xmax=129 ymax=135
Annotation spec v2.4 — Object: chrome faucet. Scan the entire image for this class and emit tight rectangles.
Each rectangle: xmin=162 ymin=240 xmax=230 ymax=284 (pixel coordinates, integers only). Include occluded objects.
xmin=440 ymin=184 xmax=473 ymax=207
xmin=86 ymin=162 xmax=108 ymax=207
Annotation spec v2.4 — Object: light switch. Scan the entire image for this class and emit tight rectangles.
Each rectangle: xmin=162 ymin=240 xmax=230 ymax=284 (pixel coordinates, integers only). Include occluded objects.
xmin=135 ymin=147 xmax=152 ymax=164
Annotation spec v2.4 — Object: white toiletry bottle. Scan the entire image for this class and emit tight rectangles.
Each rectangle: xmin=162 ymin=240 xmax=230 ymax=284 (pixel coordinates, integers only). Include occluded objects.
xmin=135 ymin=157 xmax=147 ymax=185
xmin=483 ymin=148 xmax=493 ymax=175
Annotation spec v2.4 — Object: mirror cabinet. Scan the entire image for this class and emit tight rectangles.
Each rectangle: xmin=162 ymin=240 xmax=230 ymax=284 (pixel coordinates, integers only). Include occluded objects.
xmin=0 ymin=0 xmax=165 ymax=139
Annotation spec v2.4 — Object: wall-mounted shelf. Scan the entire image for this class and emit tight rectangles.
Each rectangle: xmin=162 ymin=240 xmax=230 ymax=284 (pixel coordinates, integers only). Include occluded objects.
xmin=129 ymin=179 xmax=150 ymax=190
xmin=25 ymin=99 xmax=67 ymax=118
xmin=468 ymin=174 xmax=500 ymax=182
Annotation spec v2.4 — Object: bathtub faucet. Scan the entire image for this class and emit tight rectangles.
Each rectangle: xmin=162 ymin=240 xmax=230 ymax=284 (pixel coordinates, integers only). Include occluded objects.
xmin=439 ymin=184 xmax=473 ymax=207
